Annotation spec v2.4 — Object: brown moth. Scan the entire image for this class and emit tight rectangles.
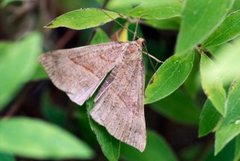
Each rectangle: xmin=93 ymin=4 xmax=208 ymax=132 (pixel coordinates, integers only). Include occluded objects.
xmin=39 ymin=38 xmax=146 ymax=151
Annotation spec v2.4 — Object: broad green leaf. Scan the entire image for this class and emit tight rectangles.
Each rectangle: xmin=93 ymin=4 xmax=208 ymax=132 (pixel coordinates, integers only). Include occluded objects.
xmin=199 ymin=99 xmax=221 ymax=137
xmin=204 ymin=38 xmax=240 ymax=84
xmin=145 ymin=51 xmax=194 ymax=104
xmin=127 ymin=0 xmax=182 ymax=20
xmin=215 ymin=79 xmax=240 ymax=154
xmin=234 ymin=135 xmax=240 ymax=161
xmin=121 ymin=131 xmax=178 ymax=161
xmin=175 ymin=0 xmax=235 ymax=54
xmin=232 ymin=0 xmax=240 ymax=12
xmin=0 ymin=117 xmax=94 ymax=159
xmin=144 ymin=17 xmax=180 ymax=30
xmin=203 ymin=10 xmax=240 ymax=47
xmin=151 ymin=89 xmax=200 ymax=126
xmin=0 ymin=32 xmax=42 ymax=109
xmin=86 ymin=29 xmax=120 ymax=161
xmin=0 ymin=153 xmax=15 ymax=161
xmin=200 ymin=54 xmax=226 ymax=115
xmin=46 ymin=8 xmax=120 ymax=30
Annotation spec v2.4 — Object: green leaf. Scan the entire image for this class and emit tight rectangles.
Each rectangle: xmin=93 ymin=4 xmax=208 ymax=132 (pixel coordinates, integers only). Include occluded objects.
xmin=0 ymin=32 xmax=42 ymax=109
xmin=200 ymin=54 xmax=226 ymax=115
xmin=0 ymin=117 xmax=94 ymax=159
xmin=85 ymin=29 xmax=120 ymax=161
xmin=0 ymin=153 xmax=15 ymax=161
xmin=151 ymin=89 xmax=200 ymax=126
xmin=121 ymin=131 xmax=178 ymax=161
xmin=175 ymin=0 xmax=235 ymax=54
xmin=234 ymin=135 xmax=240 ymax=161
xmin=145 ymin=51 xmax=194 ymax=104
xmin=46 ymin=8 xmax=120 ymax=30
xmin=204 ymin=38 xmax=240 ymax=85
xmin=199 ymin=99 xmax=221 ymax=137
xmin=127 ymin=0 xmax=182 ymax=20
xmin=203 ymin=10 xmax=240 ymax=47
xmin=144 ymin=17 xmax=180 ymax=30
xmin=232 ymin=0 xmax=240 ymax=12
xmin=215 ymin=79 xmax=240 ymax=154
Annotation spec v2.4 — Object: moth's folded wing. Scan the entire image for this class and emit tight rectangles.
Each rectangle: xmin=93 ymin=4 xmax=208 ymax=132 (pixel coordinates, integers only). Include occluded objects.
xmin=90 ymin=58 xmax=146 ymax=151
xmin=39 ymin=42 xmax=128 ymax=106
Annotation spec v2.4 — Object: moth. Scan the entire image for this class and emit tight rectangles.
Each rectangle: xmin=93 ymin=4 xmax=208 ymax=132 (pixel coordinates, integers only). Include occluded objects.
xmin=39 ymin=38 xmax=146 ymax=151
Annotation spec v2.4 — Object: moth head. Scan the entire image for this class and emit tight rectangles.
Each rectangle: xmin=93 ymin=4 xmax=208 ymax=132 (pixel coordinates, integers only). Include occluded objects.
xmin=126 ymin=38 xmax=144 ymax=60
xmin=136 ymin=38 xmax=144 ymax=45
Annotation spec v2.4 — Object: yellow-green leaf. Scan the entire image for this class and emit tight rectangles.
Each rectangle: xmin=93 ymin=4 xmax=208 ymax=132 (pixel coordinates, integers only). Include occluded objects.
xmin=199 ymin=99 xmax=221 ymax=137
xmin=215 ymin=79 xmax=240 ymax=154
xmin=145 ymin=51 xmax=194 ymax=104
xmin=0 ymin=117 xmax=94 ymax=159
xmin=200 ymin=54 xmax=226 ymax=115
xmin=46 ymin=8 xmax=120 ymax=30
xmin=176 ymin=0 xmax=234 ymax=54
xmin=0 ymin=32 xmax=42 ymax=109
xmin=203 ymin=10 xmax=240 ymax=47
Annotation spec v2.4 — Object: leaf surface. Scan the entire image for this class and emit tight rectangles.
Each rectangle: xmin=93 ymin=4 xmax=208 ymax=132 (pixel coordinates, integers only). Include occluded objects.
xmin=46 ymin=8 xmax=120 ymax=30
xmin=0 ymin=117 xmax=94 ymax=159
xmin=176 ymin=0 xmax=234 ymax=54
xmin=145 ymin=51 xmax=194 ymax=104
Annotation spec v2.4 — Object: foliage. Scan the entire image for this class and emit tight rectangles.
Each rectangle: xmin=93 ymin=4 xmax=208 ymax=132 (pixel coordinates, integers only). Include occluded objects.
xmin=1 ymin=0 xmax=240 ymax=161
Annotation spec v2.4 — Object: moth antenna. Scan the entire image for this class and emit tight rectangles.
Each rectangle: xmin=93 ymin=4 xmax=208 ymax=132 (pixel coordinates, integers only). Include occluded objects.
xmin=141 ymin=40 xmax=155 ymax=70
xmin=142 ymin=51 xmax=163 ymax=63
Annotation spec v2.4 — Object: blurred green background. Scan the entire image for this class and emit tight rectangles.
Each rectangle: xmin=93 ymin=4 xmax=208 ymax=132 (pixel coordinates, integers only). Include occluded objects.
xmin=1 ymin=0 xmax=240 ymax=161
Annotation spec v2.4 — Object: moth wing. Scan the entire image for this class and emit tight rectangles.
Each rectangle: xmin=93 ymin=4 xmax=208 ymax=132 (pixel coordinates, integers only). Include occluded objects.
xmin=90 ymin=51 xmax=146 ymax=151
xmin=39 ymin=42 xmax=128 ymax=105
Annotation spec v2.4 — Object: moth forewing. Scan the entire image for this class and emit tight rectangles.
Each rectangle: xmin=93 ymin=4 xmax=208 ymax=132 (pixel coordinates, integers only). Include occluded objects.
xmin=39 ymin=41 xmax=128 ymax=105
xmin=39 ymin=38 xmax=147 ymax=151
xmin=90 ymin=39 xmax=146 ymax=151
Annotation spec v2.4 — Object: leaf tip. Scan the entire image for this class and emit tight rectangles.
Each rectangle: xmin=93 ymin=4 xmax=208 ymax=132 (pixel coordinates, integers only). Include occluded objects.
xmin=44 ymin=22 xmax=53 ymax=28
